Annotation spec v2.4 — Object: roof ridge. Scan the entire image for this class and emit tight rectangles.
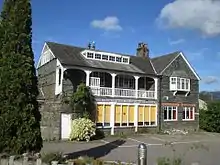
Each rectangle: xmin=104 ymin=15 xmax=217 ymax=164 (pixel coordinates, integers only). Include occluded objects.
xmin=151 ymin=51 xmax=180 ymax=59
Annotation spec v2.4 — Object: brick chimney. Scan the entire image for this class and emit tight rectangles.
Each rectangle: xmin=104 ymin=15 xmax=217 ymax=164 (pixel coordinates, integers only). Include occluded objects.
xmin=136 ymin=42 xmax=149 ymax=58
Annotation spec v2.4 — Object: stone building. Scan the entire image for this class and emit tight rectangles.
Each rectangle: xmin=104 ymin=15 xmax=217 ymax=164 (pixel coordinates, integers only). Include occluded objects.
xmin=36 ymin=41 xmax=200 ymax=140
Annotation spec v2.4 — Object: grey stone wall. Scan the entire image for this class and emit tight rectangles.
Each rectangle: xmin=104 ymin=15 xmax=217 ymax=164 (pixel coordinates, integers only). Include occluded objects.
xmin=159 ymin=55 xmax=199 ymax=131
xmin=37 ymin=59 xmax=57 ymax=100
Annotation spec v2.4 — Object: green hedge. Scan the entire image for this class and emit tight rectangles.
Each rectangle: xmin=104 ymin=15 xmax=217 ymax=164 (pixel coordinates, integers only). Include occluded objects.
xmin=200 ymin=101 xmax=220 ymax=133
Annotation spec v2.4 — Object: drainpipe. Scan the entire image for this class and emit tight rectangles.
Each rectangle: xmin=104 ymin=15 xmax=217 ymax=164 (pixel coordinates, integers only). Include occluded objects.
xmin=158 ymin=75 xmax=163 ymax=132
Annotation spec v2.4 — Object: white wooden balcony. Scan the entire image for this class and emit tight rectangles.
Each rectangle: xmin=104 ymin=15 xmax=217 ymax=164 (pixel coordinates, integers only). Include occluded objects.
xmin=90 ymin=86 xmax=155 ymax=99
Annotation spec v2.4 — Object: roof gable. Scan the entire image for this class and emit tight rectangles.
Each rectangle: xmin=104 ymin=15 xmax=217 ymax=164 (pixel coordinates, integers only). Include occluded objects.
xmin=152 ymin=51 xmax=200 ymax=80
xmin=151 ymin=51 xmax=179 ymax=74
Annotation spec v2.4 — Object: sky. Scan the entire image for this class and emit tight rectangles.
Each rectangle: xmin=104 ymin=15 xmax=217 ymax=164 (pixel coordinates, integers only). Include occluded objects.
xmin=1 ymin=0 xmax=220 ymax=91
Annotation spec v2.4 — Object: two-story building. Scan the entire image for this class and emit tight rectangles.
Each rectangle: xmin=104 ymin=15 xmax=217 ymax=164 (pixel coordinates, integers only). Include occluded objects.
xmin=37 ymin=41 xmax=200 ymax=140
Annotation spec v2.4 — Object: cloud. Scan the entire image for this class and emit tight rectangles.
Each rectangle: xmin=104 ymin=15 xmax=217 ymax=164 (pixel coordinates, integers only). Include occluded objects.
xmin=157 ymin=0 xmax=220 ymax=37
xmin=202 ymin=76 xmax=219 ymax=84
xmin=168 ymin=38 xmax=185 ymax=45
xmin=91 ymin=16 xmax=122 ymax=31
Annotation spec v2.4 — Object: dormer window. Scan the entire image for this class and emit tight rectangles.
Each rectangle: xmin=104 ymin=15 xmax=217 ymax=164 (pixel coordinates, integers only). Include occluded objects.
xmin=170 ymin=77 xmax=190 ymax=91
xmin=81 ymin=50 xmax=130 ymax=64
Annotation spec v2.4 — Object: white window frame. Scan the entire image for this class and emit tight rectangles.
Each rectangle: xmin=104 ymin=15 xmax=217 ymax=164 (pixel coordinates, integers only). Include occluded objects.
xmin=163 ymin=106 xmax=178 ymax=121
xmin=169 ymin=77 xmax=190 ymax=91
xmin=81 ymin=50 xmax=130 ymax=64
xmin=182 ymin=107 xmax=195 ymax=121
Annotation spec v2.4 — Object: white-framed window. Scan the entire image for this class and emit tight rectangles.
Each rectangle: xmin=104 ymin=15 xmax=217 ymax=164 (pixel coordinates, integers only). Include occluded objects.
xmin=81 ymin=50 xmax=130 ymax=64
xmin=170 ymin=77 xmax=190 ymax=91
xmin=163 ymin=106 xmax=178 ymax=121
xmin=182 ymin=107 xmax=195 ymax=121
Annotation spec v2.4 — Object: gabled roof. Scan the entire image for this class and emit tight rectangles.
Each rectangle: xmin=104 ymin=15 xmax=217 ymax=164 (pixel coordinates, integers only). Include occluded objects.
xmin=151 ymin=51 xmax=201 ymax=80
xmin=151 ymin=51 xmax=180 ymax=74
xmin=46 ymin=41 xmax=157 ymax=76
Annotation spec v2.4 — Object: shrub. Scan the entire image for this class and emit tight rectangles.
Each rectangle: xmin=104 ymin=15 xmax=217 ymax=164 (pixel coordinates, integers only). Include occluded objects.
xmin=69 ymin=118 xmax=96 ymax=142
xmin=199 ymin=101 xmax=220 ymax=132
xmin=41 ymin=152 xmax=64 ymax=164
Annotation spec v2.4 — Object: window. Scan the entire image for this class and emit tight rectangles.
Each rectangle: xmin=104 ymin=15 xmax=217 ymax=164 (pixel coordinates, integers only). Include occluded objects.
xmin=138 ymin=105 xmax=157 ymax=126
xmin=58 ymin=68 xmax=62 ymax=85
xmin=163 ymin=106 xmax=177 ymax=121
xmin=109 ymin=56 xmax=115 ymax=61
xmin=182 ymin=107 xmax=195 ymax=120
xmin=96 ymin=104 xmax=111 ymax=127
xmin=81 ymin=50 xmax=130 ymax=64
xmin=95 ymin=53 xmax=101 ymax=59
xmin=122 ymin=57 xmax=129 ymax=63
xmin=102 ymin=54 xmax=108 ymax=60
xmin=87 ymin=52 xmax=94 ymax=58
xmin=114 ymin=105 xmax=135 ymax=126
xmin=170 ymin=77 xmax=190 ymax=91
xmin=116 ymin=57 xmax=122 ymax=62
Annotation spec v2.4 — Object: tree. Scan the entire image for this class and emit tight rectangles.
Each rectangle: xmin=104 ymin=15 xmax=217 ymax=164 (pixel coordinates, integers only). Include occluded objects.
xmin=200 ymin=101 xmax=220 ymax=133
xmin=70 ymin=83 xmax=96 ymax=121
xmin=0 ymin=0 xmax=42 ymax=154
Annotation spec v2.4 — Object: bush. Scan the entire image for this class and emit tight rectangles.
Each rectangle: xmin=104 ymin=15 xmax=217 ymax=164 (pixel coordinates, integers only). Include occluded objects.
xmin=41 ymin=152 xmax=64 ymax=164
xmin=199 ymin=101 xmax=220 ymax=132
xmin=69 ymin=118 xmax=96 ymax=142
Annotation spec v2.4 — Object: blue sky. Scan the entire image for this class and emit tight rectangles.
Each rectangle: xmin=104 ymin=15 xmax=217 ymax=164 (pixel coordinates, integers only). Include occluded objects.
xmin=1 ymin=0 xmax=220 ymax=91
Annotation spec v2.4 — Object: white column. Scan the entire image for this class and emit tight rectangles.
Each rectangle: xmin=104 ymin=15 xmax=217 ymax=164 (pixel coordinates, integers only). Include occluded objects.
xmin=111 ymin=73 xmax=117 ymax=97
xmin=134 ymin=104 xmax=138 ymax=132
xmin=110 ymin=103 xmax=116 ymax=135
xmin=134 ymin=76 xmax=140 ymax=98
xmin=154 ymin=78 xmax=158 ymax=99
xmin=84 ymin=70 xmax=91 ymax=86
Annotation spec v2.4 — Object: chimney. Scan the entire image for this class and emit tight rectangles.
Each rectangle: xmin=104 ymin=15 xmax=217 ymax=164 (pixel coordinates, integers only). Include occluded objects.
xmin=136 ymin=42 xmax=149 ymax=58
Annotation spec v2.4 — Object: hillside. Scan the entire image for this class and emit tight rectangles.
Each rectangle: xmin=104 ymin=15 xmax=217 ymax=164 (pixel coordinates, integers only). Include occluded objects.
xmin=199 ymin=91 xmax=220 ymax=102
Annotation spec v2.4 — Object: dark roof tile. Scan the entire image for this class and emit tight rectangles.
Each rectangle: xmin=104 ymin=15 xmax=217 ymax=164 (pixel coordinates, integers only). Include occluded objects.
xmin=151 ymin=51 xmax=180 ymax=74
xmin=46 ymin=41 xmax=156 ymax=75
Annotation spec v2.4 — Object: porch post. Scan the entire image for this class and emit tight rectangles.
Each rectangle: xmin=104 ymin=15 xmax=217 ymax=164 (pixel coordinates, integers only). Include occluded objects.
xmin=154 ymin=78 xmax=158 ymax=99
xmin=84 ymin=70 xmax=91 ymax=86
xmin=134 ymin=104 xmax=138 ymax=132
xmin=134 ymin=76 xmax=140 ymax=98
xmin=111 ymin=73 xmax=117 ymax=97
xmin=110 ymin=103 xmax=116 ymax=135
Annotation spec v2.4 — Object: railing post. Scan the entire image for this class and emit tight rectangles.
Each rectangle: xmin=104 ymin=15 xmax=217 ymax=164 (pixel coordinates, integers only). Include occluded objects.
xmin=134 ymin=76 xmax=140 ymax=98
xmin=138 ymin=143 xmax=147 ymax=165
xmin=111 ymin=73 xmax=116 ymax=97
xmin=84 ymin=70 xmax=91 ymax=86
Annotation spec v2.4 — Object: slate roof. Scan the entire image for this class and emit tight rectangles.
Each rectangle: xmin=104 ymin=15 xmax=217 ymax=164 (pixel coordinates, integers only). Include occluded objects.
xmin=151 ymin=51 xmax=180 ymax=74
xmin=46 ymin=42 xmax=157 ymax=76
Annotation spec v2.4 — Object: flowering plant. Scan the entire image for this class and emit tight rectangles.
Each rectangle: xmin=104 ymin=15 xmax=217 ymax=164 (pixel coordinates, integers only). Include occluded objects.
xmin=69 ymin=118 xmax=96 ymax=142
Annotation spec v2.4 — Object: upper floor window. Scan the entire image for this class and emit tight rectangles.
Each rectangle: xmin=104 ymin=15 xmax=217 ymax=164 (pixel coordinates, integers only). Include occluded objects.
xmin=182 ymin=107 xmax=195 ymax=121
xmin=163 ymin=106 xmax=177 ymax=121
xmin=170 ymin=77 xmax=190 ymax=91
xmin=82 ymin=50 xmax=130 ymax=64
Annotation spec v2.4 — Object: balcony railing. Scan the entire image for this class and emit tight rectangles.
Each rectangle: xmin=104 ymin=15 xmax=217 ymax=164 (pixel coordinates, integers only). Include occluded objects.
xmin=90 ymin=86 xmax=155 ymax=99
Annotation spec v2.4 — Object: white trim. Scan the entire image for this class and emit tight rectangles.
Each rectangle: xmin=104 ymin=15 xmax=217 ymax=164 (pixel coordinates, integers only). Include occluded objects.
xmin=182 ymin=106 xmax=195 ymax=121
xmin=163 ymin=106 xmax=178 ymax=121
xmin=81 ymin=50 xmax=130 ymax=64
xmin=55 ymin=59 xmax=65 ymax=95
xmin=161 ymin=52 xmax=201 ymax=81
xmin=36 ymin=43 xmax=56 ymax=69
xmin=169 ymin=77 xmax=191 ymax=92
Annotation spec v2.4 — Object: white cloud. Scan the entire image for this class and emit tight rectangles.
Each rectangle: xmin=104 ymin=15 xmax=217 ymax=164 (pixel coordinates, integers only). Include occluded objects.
xmin=168 ymin=38 xmax=185 ymax=45
xmin=157 ymin=0 xmax=220 ymax=37
xmin=91 ymin=16 xmax=122 ymax=31
xmin=202 ymin=76 xmax=219 ymax=84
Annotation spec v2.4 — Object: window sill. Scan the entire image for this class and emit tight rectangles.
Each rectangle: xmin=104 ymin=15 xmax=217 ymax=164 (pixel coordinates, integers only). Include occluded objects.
xmin=164 ymin=119 xmax=178 ymax=122
xmin=170 ymin=89 xmax=190 ymax=92
xmin=182 ymin=119 xmax=194 ymax=121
